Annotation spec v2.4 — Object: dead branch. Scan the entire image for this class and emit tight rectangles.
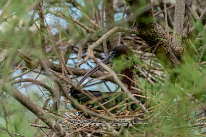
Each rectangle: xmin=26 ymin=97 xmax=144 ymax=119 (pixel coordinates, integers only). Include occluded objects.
xmin=47 ymin=61 xmax=114 ymax=82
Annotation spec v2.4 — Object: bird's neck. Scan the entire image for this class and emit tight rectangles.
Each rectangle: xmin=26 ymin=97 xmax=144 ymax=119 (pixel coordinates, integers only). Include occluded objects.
xmin=111 ymin=54 xmax=135 ymax=90
xmin=120 ymin=66 xmax=135 ymax=90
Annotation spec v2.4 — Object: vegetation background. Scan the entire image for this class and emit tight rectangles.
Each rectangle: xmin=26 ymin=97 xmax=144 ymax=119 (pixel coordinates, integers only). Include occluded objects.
xmin=0 ymin=0 xmax=206 ymax=136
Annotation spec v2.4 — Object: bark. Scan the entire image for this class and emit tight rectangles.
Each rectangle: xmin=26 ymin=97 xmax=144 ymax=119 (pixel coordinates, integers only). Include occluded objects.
xmin=136 ymin=23 xmax=181 ymax=66
xmin=173 ymin=0 xmax=186 ymax=46
xmin=38 ymin=0 xmax=46 ymax=54
xmin=128 ymin=0 xmax=182 ymax=66
xmin=2 ymin=81 xmax=68 ymax=137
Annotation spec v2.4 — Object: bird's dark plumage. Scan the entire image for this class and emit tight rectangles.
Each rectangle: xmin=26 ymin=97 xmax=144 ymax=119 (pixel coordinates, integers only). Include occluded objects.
xmin=78 ymin=46 xmax=134 ymax=87
xmin=70 ymin=87 xmax=140 ymax=113
xmin=70 ymin=46 xmax=143 ymax=113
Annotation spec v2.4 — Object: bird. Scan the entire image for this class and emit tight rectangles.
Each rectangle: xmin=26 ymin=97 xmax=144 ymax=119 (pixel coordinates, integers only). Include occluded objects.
xmin=70 ymin=45 xmax=143 ymax=113
xmin=78 ymin=45 xmax=136 ymax=90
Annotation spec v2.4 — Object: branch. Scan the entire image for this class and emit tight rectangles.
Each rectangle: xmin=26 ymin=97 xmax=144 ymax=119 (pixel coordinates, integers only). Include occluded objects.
xmin=88 ymin=27 xmax=140 ymax=56
xmin=11 ymin=78 xmax=61 ymax=111
xmin=2 ymin=81 xmax=68 ymax=136
xmin=128 ymin=0 xmax=182 ymax=65
xmin=188 ymin=7 xmax=206 ymax=34
xmin=72 ymin=18 xmax=95 ymax=33
xmin=38 ymin=0 xmax=46 ymax=53
xmin=199 ymin=7 xmax=206 ymax=25
xmin=11 ymin=78 xmax=54 ymax=94
xmin=92 ymin=58 xmax=148 ymax=113
xmin=47 ymin=61 xmax=114 ymax=82
xmin=52 ymin=77 xmax=115 ymax=121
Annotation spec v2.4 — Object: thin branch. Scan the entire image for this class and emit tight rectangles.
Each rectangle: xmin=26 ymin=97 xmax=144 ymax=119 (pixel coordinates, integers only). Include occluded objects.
xmin=154 ymin=5 xmax=175 ymax=16
xmin=2 ymin=81 xmax=68 ymax=136
xmin=72 ymin=18 xmax=95 ymax=33
xmin=163 ymin=0 xmax=169 ymax=36
xmin=92 ymin=58 xmax=148 ymax=113
xmin=11 ymin=78 xmax=54 ymax=94
xmin=52 ymin=75 xmax=116 ymax=121
xmin=189 ymin=7 xmax=206 ymax=34
xmin=48 ymin=61 xmax=114 ymax=82
xmin=87 ymin=27 xmax=139 ymax=57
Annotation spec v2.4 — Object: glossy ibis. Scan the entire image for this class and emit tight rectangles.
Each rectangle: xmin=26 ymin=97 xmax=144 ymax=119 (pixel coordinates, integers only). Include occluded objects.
xmin=70 ymin=46 xmax=143 ymax=113
xmin=78 ymin=45 xmax=136 ymax=90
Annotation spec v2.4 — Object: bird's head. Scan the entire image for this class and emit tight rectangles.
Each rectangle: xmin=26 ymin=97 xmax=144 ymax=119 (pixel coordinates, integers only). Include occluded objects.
xmin=78 ymin=46 xmax=133 ymax=86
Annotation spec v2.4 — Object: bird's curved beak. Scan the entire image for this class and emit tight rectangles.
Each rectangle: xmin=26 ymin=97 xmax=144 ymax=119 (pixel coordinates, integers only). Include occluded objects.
xmin=77 ymin=51 xmax=116 ymax=86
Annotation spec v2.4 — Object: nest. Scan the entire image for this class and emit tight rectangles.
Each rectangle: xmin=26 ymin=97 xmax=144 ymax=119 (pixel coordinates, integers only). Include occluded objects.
xmin=53 ymin=34 xmax=164 ymax=136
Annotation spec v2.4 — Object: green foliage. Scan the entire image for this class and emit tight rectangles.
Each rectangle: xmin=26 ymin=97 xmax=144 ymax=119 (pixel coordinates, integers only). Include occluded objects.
xmin=136 ymin=54 xmax=206 ymax=136
xmin=0 ymin=95 xmax=41 ymax=136
xmin=111 ymin=54 xmax=134 ymax=73
xmin=0 ymin=0 xmax=206 ymax=136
